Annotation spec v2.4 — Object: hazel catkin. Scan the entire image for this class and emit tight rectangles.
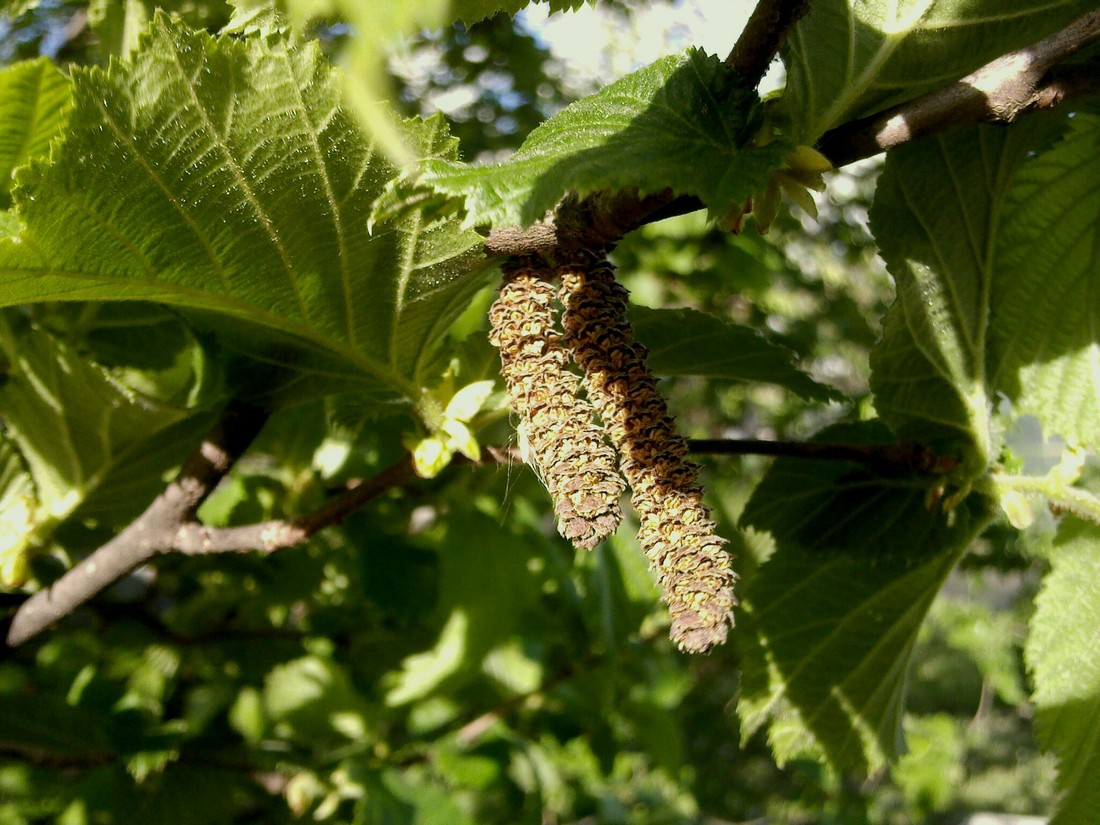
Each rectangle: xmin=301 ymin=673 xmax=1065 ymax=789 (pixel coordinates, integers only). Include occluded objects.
xmin=488 ymin=255 xmax=625 ymax=549
xmin=558 ymin=248 xmax=736 ymax=653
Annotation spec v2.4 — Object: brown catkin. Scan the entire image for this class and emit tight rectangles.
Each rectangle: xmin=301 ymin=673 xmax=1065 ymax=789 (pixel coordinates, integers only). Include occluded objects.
xmin=488 ymin=255 xmax=625 ymax=549
xmin=558 ymin=248 xmax=736 ymax=653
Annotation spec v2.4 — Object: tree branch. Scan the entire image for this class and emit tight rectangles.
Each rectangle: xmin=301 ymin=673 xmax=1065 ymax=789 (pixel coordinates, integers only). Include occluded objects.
xmin=687 ymin=438 xmax=959 ymax=476
xmin=484 ymin=0 xmax=815 ymax=257
xmin=172 ymin=454 xmax=416 ymax=555
xmin=818 ymin=8 xmax=1100 ymax=166
xmin=486 ymin=8 xmax=1100 ymax=251
xmin=725 ymin=0 xmax=813 ymax=86
xmin=5 ymin=402 xmax=269 ymax=647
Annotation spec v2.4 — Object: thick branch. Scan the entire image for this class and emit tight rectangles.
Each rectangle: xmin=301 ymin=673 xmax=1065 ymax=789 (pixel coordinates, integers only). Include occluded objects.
xmin=6 ymin=402 xmax=269 ymax=647
xmin=818 ymin=8 xmax=1100 ymax=166
xmin=725 ymin=0 xmax=813 ymax=86
xmin=483 ymin=190 xmax=674 ymax=257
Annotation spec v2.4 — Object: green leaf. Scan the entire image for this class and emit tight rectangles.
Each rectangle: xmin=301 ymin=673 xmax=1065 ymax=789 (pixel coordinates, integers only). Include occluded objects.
xmin=263 ymin=655 xmax=375 ymax=745
xmin=357 ymin=767 xmax=476 ymax=825
xmin=1027 ymin=518 xmax=1100 ymax=825
xmin=869 ymin=116 xmax=1066 ymax=472
xmin=990 ymin=113 xmax=1100 ymax=448
xmin=0 ymin=433 xmax=36 ymax=587
xmin=0 ymin=314 xmax=192 ymax=533
xmin=741 ymin=421 xmax=969 ymax=558
xmin=420 ymin=49 xmax=790 ymax=227
xmin=631 ymin=305 xmax=839 ymax=401
xmin=737 ymin=487 xmax=993 ymax=772
xmin=0 ymin=57 xmax=71 ymax=208
xmin=783 ymin=0 xmax=1096 ymax=142
xmin=384 ymin=511 xmax=539 ymax=705
xmin=0 ymin=16 xmax=492 ymax=410
xmin=0 ymin=693 xmax=112 ymax=757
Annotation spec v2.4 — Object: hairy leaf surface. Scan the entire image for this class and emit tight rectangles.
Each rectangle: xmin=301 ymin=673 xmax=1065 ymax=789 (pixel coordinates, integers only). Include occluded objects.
xmin=738 ymin=442 xmax=993 ymax=771
xmin=1027 ymin=519 xmax=1100 ymax=825
xmin=0 ymin=17 xmax=491 ymax=408
xmin=741 ymin=421 xmax=967 ymax=558
xmin=420 ymin=49 xmax=789 ymax=227
xmin=869 ymin=117 xmax=1067 ymax=471
xmin=783 ymin=0 xmax=1096 ymax=142
xmin=991 ymin=113 xmax=1100 ymax=448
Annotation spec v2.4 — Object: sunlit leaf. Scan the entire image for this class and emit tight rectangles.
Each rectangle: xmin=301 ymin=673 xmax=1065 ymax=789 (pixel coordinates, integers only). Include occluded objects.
xmin=0 ymin=56 xmax=70 ymax=207
xmin=1027 ymin=518 xmax=1100 ymax=825
xmin=0 ymin=16 xmax=492 ymax=410
xmin=990 ymin=113 xmax=1100 ymax=447
xmin=420 ymin=49 xmax=789 ymax=227
xmin=869 ymin=116 xmax=1067 ymax=472
xmin=784 ymin=0 xmax=1096 ymax=142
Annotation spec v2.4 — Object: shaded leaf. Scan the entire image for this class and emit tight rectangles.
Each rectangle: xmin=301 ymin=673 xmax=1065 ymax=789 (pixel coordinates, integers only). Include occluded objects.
xmin=1026 ymin=518 xmax=1100 ymax=825
xmin=0 ymin=314 xmax=192 ymax=534
xmin=783 ymin=0 xmax=1096 ymax=142
xmin=631 ymin=305 xmax=839 ymax=401
xmin=384 ymin=511 xmax=539 ymax=705
xmin=741 ymin=421 xmax=964 ymax=558
xmin=0 ymin=16 xmax=492 ymax=410
xmin=0 ymin=693 xmax=113 ymax=757
xmin=737 ymin=485 xmax=993 ymax=772
xmin=420 ymin=49 xmax=789 ymax=227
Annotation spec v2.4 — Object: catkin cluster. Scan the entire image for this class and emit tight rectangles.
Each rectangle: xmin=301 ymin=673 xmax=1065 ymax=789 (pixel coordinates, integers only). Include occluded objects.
xmin=488 ymin=255 xmax=625 ymax=549
xmin=558 ymin=248 xmax=736 ymax=654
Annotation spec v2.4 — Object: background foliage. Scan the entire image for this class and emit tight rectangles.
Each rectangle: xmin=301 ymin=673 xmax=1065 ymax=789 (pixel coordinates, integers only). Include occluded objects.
xmin=1 ymin=0 xmax=1098 ymax=823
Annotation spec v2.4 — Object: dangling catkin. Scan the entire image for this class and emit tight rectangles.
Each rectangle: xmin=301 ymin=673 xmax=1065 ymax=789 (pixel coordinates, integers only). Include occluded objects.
xmin=558 ymin=248 xmax=735 ymax=653
xmin=488 ymin=255 xmax=625 ymax=549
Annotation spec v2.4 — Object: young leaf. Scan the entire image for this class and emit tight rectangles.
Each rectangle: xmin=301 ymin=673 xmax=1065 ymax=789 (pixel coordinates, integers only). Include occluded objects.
xmin=1026 ymin=519 xmax=1100 ymax=825
xmin=0 ymin=16 xmax=492 ymax=411
xmin=869 ymin=116 xmax=1067 ymax=472
xmin=0 ymin=56 xmax=71 ymax=207
xmin=420 ymin=49 xmax=791 ymax=227
xmin=990 ymin=113 xmax=1100 ymax=447
xmin=738 ymin=475 xmax=994 ymax=772
xmin=630 ymin=305 xmax=839 ymax=401
xmin=783 ymin=0 xmax=1096 ymax=142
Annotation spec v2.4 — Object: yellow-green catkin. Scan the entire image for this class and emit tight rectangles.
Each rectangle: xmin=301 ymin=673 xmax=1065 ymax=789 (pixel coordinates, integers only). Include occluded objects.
xmin=488 ymin=255 xmax=625 ymax=549
xmin=558 ymin=248 xmax=735 ymax=653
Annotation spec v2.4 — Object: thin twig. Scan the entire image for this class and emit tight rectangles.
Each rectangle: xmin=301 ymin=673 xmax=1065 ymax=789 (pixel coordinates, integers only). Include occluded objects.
xmin=172 ymin=454 xmax=416 ymax=555
xmin=725 ymin=0 xmax=813 ymax=86
xmin=688 ymin=438 xmax=959 ymax=475
xmin=5 ymin=402 xmax=269 ymax=647
xmin=818 ymin=8 xmax=1100 ymax=166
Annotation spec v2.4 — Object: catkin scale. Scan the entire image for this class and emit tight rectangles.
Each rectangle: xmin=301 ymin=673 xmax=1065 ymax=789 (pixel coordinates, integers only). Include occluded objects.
xmin=558 ymin=249 xmax=736 ymax=653
xmin=489 ymin=255 xmax=625 ymax=549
